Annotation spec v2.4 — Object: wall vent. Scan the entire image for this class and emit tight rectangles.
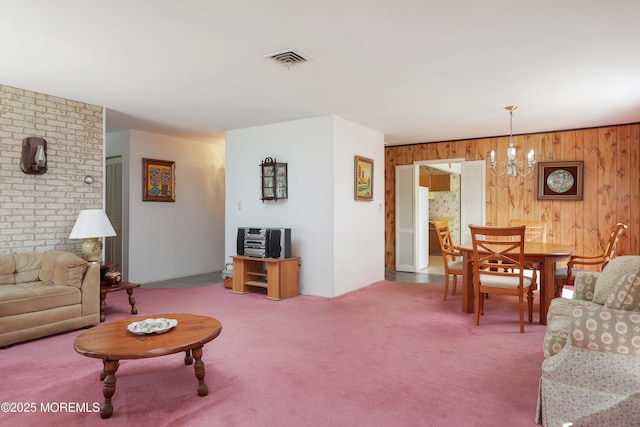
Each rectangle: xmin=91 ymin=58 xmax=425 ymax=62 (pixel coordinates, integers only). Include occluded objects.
xmin=265 ymin=49 xmax=309 ymax=67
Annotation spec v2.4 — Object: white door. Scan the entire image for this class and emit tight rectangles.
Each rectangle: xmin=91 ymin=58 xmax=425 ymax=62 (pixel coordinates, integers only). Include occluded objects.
xmin=417 ymin=186 xmax=429 ymax=270
xmin=460 ymin=160 xmax=486 ymax=244
xmin=395 ymin=165 xmax=429 ymax=272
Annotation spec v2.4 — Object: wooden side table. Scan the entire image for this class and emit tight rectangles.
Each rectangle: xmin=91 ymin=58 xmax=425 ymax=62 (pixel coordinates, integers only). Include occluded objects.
xmin=99 ymin=263 xmax=140 ymax=322
xmin=100 ymin=282 xmax=140 ymax=322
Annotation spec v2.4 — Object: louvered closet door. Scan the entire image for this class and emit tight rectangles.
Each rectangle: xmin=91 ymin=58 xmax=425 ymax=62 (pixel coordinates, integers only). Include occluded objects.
xmin=460 ymin=160 xmax=486 ymax=244
xmin=105 ymin=156 xmax=123 ymax=268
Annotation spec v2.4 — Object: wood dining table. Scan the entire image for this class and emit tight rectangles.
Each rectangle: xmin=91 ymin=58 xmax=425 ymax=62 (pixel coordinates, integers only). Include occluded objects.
xmin=456 ymin=241 xmax=575 ymax=325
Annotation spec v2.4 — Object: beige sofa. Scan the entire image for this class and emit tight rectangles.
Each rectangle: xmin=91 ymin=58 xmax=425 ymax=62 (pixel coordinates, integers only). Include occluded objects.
xmin=537 ymin=256 xmax=640 ymax=426
xmin=0 ymin=250 xmax=99 ymax=347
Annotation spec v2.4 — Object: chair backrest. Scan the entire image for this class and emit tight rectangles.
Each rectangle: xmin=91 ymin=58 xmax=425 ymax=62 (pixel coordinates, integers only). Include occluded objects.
xmin=430 ymin=221 xmax=457 ymax=258
xmin=509 ymin=220 xmax=547 ymax=243
xmin=469 ymin=225 xmax=527 ymax=286
xmin=602 ymin=223 xmax=628 ymax=267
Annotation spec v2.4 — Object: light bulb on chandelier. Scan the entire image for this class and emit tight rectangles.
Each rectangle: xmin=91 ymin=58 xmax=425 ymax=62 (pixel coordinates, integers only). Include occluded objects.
xmin=489 ymin=106 xmax=535 ymax=177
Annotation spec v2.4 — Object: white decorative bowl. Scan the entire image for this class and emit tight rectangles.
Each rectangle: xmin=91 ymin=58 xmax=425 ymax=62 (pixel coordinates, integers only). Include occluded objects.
xmin=127 ymin=318 xmax=178 ymax=335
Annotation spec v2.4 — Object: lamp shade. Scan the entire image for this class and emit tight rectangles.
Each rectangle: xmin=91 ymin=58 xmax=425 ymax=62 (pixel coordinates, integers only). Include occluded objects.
xmin=69 ymin=209 xmax=116 ymax=239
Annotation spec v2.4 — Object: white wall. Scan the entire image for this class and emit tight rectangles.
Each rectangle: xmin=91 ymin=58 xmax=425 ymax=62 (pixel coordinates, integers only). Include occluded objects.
xmin=332 ymin=116 xmax=385 ymax=296
xmin=225 ymin=115 xmax=385 ymax=297
xmin=225 ymin=116 xmax=334 ymax=296
xmin=107 ymin=129 xmax=226 ymax=283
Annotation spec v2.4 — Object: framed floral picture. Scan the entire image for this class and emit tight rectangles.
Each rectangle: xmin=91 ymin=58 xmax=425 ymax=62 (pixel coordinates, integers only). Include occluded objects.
xmin=354 ymin=155 xmax=374 ymax=201
xmin=142 ymin=158 xmax=176 ymax=202
xmin=537 ymin=161 xmax=583 ymax=200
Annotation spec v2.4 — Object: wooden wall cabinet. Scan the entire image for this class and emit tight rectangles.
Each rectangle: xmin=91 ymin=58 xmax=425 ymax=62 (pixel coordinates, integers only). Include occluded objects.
xmin=261 ymin=157 xmax=288 ymax=202
xmin=231 ymin=255 xmax=300 ymax=300
xmin=419 ymin=174 xmax=451 ymax=191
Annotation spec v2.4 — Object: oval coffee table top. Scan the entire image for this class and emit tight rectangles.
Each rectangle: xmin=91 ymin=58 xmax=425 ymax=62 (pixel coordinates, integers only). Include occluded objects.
xmin=74 ymin=313 xmax=222 ymax=360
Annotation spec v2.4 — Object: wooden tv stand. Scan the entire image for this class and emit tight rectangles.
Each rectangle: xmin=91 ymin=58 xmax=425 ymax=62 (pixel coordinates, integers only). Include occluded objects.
xmin=231 ymin=256 xmax=300 ymax=300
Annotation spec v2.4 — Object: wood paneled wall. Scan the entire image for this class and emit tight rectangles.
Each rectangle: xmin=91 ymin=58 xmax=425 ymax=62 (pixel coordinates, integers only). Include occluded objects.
xmin=385 ymin=123 xmax=640 ymax=270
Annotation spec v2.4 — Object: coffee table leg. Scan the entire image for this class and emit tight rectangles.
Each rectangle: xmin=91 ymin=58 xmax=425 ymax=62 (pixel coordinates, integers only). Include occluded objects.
xmin=184 ymin=350 xmax=193 ymax=365
xmin=192 ymin=346 xmax=208 ymax=396
xmin=126 ymin=288 xmax=138 ymax=315
xmin=101 ymin=359 xmax=119 ymax=419
xmin=100 ymin=360 xmax=107 ymax=381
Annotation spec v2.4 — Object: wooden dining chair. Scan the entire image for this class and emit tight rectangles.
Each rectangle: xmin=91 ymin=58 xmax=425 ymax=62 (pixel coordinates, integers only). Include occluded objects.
xmin=469 ymin=225 xmax=538 ymax=333
xmin=508 ymin=220 xmax=547 ymax=281
xmin=509 ymin=220 xmax=547 ymax=243
xmin=430 ymin=221 xmax=463 ymax=300
xmin=554 ymin=222 xmax=627 ymax=297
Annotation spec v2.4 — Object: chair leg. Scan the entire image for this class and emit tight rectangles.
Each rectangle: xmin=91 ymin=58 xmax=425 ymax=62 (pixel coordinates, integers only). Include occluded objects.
xmin=443 ymin=275 xmax=449 ymax=300
xmin=519 ymin=295 xmax=525 ymax=333
xmin=555 ymin=276 xmax=575 ymax=298
xmin=451 ymin=275 xmax=457 ymax=296
xmin=554 ymin=278 xmax=564 ymax=298
xmin=527 ymin=289 xmax=534 ymax=323
xmin=474 ymin=294 xmax=481 ymax=326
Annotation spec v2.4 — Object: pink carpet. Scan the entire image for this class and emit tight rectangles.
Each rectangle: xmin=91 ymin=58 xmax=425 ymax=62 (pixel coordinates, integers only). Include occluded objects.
xmin=1 ymin=281 xmax=546 ymax=426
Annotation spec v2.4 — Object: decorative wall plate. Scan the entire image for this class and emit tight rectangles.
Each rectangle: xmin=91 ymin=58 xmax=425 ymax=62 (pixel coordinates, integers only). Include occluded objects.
xmin=546 ymin=169 xmax=575 ymax=193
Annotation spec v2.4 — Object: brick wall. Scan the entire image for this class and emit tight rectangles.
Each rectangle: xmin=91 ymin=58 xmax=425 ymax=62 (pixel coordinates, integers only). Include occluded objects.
xmin=0 ymin=84 xmax=103 ymax=254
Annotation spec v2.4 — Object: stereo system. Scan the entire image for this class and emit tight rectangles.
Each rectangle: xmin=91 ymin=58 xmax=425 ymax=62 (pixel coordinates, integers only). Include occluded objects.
xmin=237 ymin=227 xmax=291 ymax=259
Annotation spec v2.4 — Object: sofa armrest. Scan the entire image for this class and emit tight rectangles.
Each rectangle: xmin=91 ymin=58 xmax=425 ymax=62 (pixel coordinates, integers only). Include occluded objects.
xmin=543 ymin=298 xmax=601 ymax=357
xmin=572 ymin=271 xmax=600 ymax=301
xmin=569 ymin=305 xmax=640 ymax=356
xmin=80 ymin=262 xmax=100 ymax=317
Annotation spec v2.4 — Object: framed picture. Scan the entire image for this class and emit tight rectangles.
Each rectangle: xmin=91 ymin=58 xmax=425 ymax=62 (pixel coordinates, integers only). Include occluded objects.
xmin=537 ymin=161 xmax=583 ymax=200
xmin=142 ymin=158 xmax=176 ymax=202
xmin=354 ymin=155 xmax=374 ymax=201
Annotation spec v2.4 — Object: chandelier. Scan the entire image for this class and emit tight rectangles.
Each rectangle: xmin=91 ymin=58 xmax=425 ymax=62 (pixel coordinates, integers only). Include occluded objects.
xmin=489 ymin=106 xmax=535 ymax=177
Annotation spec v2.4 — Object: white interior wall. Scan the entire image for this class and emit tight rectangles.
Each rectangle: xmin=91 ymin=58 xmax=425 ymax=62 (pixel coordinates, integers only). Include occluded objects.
xmin=225 ymin=115 xmax=385 ymax=298
xmin=225 ymin=116 xmax=334 ymax=297
xmin=332 ymin=116 xmax=385 ymax=296
xmin=108 ymin=129 xmax=226 ymax=283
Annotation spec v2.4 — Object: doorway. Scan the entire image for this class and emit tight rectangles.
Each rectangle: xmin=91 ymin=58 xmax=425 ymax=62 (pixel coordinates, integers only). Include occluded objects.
xmin=415 ymin=159 xmax=485 ymax=245
xmin=395 ymin=159 xmax=485 ymax=273
xmin=418 ymin=162 xmax=461 ymax=274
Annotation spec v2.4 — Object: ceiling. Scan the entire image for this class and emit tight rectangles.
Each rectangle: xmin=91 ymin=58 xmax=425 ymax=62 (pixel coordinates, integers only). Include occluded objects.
xmin=2 ymin=1 xmax=639 ymax=146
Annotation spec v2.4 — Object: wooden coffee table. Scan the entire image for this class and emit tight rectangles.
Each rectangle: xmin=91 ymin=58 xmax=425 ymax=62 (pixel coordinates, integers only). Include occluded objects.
xmin=74 ymin=313 xmax=222 ymax=419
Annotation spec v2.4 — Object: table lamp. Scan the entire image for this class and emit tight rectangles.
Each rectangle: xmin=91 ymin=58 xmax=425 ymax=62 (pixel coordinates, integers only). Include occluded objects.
xmin=69 ymin=209 xmax=117 ymax=262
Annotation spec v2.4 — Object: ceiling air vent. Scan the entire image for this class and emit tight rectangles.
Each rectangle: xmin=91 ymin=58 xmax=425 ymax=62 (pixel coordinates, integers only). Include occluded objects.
xmin=265 ymin=49 xmax=309 ymax=67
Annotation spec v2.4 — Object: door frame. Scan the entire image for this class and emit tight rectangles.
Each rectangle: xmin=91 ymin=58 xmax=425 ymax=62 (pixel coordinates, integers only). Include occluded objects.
xmin=407 ymin=158 xmax=485 ymax=247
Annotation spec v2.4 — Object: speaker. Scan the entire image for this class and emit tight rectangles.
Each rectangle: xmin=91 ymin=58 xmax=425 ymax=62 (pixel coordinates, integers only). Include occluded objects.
xmin=267 ymin=228 xmax=291 ymax=258
xmin=236 ymin=228 xmax=246 ymax=255
xmin=267 ymin=229 xmax=281 ymax=258
xmin=281 ymin=228 xmax=292 ymax=258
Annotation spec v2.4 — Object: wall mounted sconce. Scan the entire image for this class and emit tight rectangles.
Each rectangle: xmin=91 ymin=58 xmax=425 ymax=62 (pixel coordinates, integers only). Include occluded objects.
xmin=20 ymin=137 xmax=48 ymax=175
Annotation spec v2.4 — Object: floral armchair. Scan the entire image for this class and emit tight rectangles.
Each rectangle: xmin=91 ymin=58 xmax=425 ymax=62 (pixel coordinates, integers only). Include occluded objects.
xmin=537 ymin=256 xmax=640 ymax=426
